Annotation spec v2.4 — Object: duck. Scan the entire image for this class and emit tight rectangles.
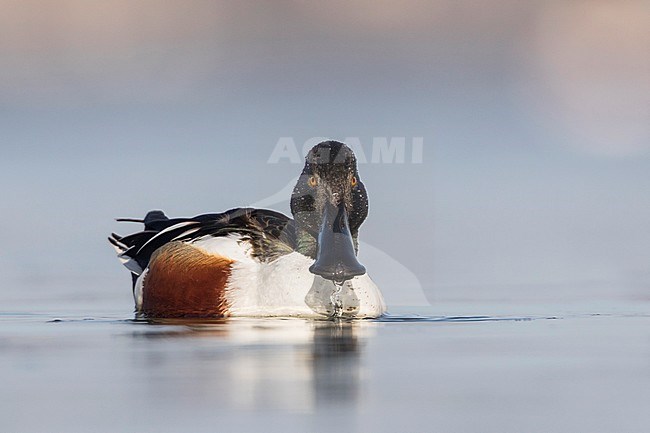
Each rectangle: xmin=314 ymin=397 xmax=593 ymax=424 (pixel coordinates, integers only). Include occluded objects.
xmin=109 ymin=141 xmax=387 ymax=319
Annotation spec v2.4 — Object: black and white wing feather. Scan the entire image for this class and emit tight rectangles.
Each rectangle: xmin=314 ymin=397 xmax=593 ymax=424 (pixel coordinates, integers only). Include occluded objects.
xmin=109 ymin=208 xmax=296 ymax=278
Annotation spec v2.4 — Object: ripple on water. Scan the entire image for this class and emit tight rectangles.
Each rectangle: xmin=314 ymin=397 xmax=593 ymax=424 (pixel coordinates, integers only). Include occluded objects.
xmin=375 ymin=313 xmax=559 ymax=323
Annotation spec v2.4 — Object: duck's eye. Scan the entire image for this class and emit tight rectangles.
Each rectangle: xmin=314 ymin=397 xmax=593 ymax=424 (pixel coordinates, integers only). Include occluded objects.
xmin=308 ymin=176 xmax=318 ymax=187
xmin=351 ymin=176 xmax=358 ymax=187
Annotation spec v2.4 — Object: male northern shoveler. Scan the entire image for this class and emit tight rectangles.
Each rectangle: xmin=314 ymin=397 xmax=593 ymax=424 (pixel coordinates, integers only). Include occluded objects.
xmin=109 ymin=141 xmax=386 ymax=319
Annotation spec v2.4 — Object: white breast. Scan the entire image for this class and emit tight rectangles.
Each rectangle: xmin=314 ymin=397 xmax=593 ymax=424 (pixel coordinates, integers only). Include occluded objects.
xmin=193 ymin=235 xmax=386 ymax=318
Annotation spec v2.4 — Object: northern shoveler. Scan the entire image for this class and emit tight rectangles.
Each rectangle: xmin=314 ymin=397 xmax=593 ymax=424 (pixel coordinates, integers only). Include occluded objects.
xmin=109 ymin=141 xmax=386 ymax=319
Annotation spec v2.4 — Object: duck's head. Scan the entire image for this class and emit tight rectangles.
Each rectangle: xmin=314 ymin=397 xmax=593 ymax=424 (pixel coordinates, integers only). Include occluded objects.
xmin=291 ymin=141 xmax=369 ymax=282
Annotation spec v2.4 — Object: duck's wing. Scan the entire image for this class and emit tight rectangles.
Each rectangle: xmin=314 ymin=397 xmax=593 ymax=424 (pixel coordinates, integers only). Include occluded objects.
xmin=109 ymin=208 xmax=296 ymax=277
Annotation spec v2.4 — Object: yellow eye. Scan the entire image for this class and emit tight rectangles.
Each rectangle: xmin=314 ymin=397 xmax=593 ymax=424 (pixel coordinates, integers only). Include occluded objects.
xmin=351 ymin=176 xmax=358 ymax=187
xmin=308 ymin=176 xmax=318 ymax=187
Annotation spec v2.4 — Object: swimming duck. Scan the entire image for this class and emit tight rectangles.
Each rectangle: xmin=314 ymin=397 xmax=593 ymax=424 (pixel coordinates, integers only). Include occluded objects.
xmin=109 ymin=141 xmax=386 ymax=319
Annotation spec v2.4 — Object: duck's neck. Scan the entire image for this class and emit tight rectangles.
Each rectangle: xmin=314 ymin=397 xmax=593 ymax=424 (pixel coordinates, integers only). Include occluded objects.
xmin=295 ymin=228 xmax=317 ymax=259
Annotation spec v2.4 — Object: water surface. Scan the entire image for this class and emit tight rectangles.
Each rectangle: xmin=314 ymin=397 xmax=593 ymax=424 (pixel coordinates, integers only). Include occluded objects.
xmin=1 ymin=298 xmax=649 ymax=433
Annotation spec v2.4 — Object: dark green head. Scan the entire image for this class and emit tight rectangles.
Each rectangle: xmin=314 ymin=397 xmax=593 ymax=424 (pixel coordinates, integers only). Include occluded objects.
xmin=290 ymin=141 xmax=369 ymax=282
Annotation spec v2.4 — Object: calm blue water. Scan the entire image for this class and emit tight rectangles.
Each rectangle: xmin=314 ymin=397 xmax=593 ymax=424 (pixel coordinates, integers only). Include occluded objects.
xmin=2 ymin=291 xmax=649 ymax=433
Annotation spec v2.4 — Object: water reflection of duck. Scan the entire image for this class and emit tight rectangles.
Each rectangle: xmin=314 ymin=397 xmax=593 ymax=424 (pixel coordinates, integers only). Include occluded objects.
xmin=109 ymin=141 xmax=386 ymax=319
xmin=129 ymin=319 xmax=366 ymax=412
xmin=311 ymin=321 xmax=362 ymax=403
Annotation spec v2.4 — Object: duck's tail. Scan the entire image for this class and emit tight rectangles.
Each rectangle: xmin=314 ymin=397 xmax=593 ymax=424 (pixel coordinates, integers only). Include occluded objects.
xmin=108 ymin=210 xmax=171 ymax=285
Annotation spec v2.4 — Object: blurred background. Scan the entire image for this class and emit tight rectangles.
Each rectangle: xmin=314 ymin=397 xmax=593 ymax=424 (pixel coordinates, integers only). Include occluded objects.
xmin=1 ymin=0 xmax=648 ymax=309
